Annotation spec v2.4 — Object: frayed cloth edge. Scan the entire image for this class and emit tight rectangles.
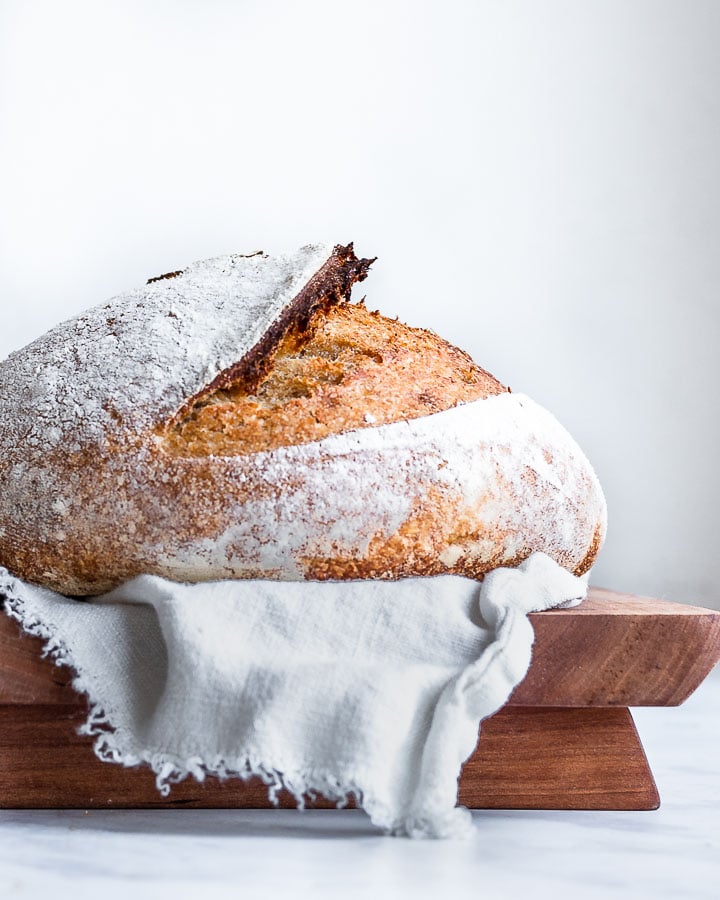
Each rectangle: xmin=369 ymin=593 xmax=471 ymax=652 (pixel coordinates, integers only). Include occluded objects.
xmin=0 ymin=572 xmax=411 ymax=833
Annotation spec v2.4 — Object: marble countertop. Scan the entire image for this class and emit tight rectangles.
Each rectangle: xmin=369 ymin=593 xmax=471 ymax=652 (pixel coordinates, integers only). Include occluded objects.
xmin=0 ymin=668 xmax=717 ymax=900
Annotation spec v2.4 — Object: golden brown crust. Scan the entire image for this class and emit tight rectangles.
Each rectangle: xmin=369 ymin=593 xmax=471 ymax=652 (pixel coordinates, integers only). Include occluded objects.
xmin=0 ymin=244 xmax=607 ymax=596
xmin=162 ymin=301 xmax=507 ymax=457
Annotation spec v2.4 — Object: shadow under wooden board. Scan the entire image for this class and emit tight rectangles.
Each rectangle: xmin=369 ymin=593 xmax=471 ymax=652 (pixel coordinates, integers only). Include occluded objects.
xmin=0 ymin=586 xmax=718 ymax=811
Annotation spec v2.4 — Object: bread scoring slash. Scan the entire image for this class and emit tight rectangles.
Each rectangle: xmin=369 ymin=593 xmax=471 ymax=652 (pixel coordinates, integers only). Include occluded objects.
xmin=0 ymin=243 xmax=606 ymax=595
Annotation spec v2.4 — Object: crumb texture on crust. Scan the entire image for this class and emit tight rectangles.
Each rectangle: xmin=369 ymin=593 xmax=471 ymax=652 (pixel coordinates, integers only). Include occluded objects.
xmin=163 ymin=301 xmax=506 ymax=456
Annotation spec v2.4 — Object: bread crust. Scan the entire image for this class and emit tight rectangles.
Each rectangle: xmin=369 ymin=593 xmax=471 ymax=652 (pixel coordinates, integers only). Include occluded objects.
xmin=0 ymin=244 xmax=607 ymax=595
xmin=163 ymin=300 xmax=507 ymax=457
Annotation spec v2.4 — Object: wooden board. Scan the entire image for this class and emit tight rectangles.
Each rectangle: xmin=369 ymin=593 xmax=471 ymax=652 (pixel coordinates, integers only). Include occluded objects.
xmin=0 ymin=586 xmax=717 ymax=811
xmin=2 ymin=587 xmax=718 ymax=708
xmin=514 ymin=588 xmax=720 ymax=707
xmin=0 ymin=704 xmax=658 ymax=811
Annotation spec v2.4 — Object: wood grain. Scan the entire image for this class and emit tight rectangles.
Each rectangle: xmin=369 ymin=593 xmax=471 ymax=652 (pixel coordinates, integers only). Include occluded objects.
xmin=518 ymin=588 xmax=720 ymax=707
xmin=2 ymin=587 xmax=718 ymax=707
xmin=0 ymin=704 xmax=658 ymax=811
xmin=459 ymin=706 xmax=659 ymax=810
xmin=0 ymin=617 xmax=74 ymax=705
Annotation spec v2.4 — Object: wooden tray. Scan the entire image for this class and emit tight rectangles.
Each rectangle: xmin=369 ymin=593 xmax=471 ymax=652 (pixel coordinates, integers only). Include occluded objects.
xmin=1 ymin=587 xmax=718 ymax=811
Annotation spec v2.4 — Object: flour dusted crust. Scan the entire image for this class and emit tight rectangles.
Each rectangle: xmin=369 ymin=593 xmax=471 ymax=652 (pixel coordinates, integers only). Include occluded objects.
xmin=0 ymin=243 xmax=606 ymax=595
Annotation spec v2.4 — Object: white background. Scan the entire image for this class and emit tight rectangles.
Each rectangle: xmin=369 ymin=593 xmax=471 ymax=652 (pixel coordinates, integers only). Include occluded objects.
xmin=1 ymin=0 xmax=718 ymax=607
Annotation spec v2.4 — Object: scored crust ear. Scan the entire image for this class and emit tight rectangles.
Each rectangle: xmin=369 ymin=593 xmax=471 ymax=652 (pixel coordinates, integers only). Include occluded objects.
xmin=171 ymin=243 xmax=374 ymax=423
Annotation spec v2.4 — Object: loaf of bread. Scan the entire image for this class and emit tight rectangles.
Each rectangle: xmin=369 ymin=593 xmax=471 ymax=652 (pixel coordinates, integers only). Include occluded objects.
xmin=0 ymin=243 xmax=606 ymax=596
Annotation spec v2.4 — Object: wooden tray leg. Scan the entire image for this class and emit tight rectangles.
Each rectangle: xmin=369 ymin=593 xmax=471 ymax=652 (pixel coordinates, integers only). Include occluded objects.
xmin=458 ymin=706 xmax=660 ymax=811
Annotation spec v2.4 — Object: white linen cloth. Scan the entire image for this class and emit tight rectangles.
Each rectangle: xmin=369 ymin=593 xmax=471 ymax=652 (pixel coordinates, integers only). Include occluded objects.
xmin=0 ymin=553 xmax=586 ymax=838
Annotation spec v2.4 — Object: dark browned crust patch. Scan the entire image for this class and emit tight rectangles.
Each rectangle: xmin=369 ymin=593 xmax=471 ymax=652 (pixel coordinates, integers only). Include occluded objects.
xmin=147 ymin=270 xmax=184 ymax=284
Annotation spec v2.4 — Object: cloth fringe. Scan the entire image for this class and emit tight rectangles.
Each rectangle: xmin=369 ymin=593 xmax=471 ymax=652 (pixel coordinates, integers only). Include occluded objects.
xmin=0 ymin=557 xmax=586 ymax=839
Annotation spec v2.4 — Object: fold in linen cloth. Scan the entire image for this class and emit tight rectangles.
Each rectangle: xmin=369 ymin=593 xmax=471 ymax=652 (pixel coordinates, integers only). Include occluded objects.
xmin=0 ymin=552 xmax=586 ymax=838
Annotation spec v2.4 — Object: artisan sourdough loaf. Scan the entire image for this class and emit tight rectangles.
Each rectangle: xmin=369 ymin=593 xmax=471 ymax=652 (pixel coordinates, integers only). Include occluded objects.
xmin=0 ymin=243 xmax=606 ymax=595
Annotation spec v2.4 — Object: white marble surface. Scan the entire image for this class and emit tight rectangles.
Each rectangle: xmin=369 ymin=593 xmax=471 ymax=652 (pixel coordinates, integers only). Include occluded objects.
xmin=0 ymin=668 xmax=717 ymax=900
